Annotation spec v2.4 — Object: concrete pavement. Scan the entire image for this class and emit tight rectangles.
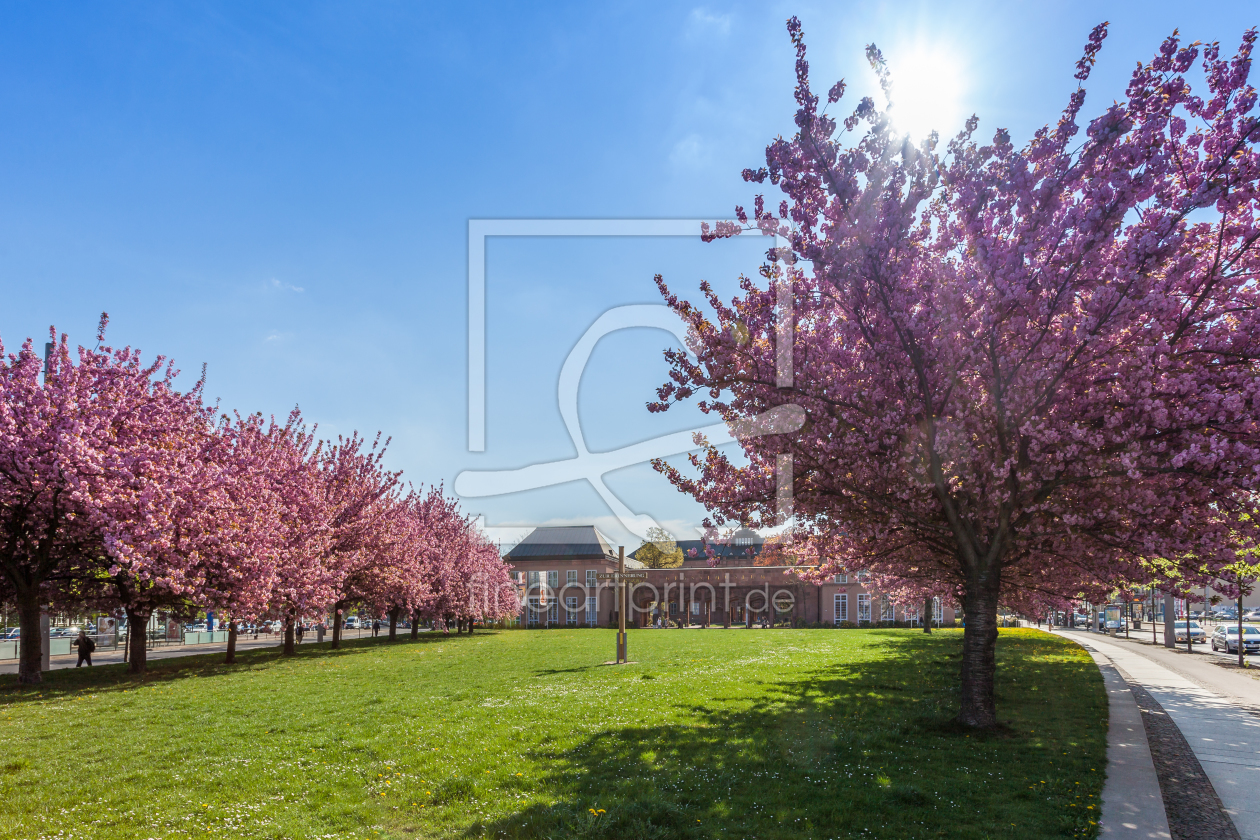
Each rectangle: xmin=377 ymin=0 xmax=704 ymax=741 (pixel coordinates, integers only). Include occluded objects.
xmin=1078 ymin=643 xmax=1171 ymax=839
xmin=1058 ymin=628 xmax=1260 ymax=840
xmin=0 ymin=627 xmax=393 ymax=675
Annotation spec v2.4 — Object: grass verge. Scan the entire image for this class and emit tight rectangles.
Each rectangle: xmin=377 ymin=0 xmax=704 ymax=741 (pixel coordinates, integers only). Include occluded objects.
xmin=0 ymin=628 xmax=1106 ymax=839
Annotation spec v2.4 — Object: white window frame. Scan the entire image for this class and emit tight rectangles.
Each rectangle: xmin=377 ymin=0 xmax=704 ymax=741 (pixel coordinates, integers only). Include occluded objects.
xmin=834 ymin=593 xmax=847 ymax=624
xmin=586 ymin=596 xmax=598 ymax=626
xmin=857 ymin=593 xmax=871 ymax=624
xmin=547 ymin=601 xmax=558 ymax=624
xmin=527 ymin=570 xmax=539 ymax=587
xmin=880 ymin=596 xmax=895 ymax=622
xmin=933 ymin=597 xmax=943 ymax=624
xmin=834 ymin=574 xmax=848 ymax=584
xmin=586 ymin=569 xmax=597 ymax=587
xmin=566 ymin=596 xmax=578 ymax=625
xmin=527 ymin=597 xmax=541 ymax=626
xmin=547 ymin=570 xmax=559 ymax=589
xmin=566 ymin=570 xmax=578 ymax=585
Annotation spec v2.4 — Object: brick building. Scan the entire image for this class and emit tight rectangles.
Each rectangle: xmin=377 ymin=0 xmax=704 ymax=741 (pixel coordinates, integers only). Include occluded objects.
xmin=504 ymin=525 xmax=956 ymax=628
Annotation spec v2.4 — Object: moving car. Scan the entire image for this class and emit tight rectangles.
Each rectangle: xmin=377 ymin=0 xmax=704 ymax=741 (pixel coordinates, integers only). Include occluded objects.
xmin=343 ymin=616 xmax=360 ymax=629
xmin=1211 ymin=625 xmax=1260 ymax=655
xmin=1174 ymin=620 xmax=1207 ymax=644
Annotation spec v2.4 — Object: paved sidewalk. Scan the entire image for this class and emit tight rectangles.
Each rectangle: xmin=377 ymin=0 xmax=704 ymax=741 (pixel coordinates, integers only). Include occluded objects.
xmin=0 ymin=628 xmax=397 ymax=675
xmin=1074 ymin=643 xmax=1170 ymax=839
xmin=1058 ymin=629 xmax=1260 ymax=840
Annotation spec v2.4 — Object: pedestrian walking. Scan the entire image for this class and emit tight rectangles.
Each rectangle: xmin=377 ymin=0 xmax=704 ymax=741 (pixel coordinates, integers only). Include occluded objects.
xmin=72 ymin=630 xmax=95 ymax=667
xmin=296 ymin=624 xmax=304 ymax=644
xmin=372 ymin=619 xmax=380 ymax=637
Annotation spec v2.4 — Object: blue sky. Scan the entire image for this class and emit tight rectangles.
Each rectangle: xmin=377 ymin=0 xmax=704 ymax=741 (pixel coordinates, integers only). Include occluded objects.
xmin=0 ymin=1 xmax=1252 ymax=549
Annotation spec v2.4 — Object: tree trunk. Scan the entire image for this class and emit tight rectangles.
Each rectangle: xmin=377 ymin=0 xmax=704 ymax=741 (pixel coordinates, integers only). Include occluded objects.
xmin=923 ymin=597 xmax=932 ymax=634
xmin=16 ymin=590 xmax=43 ymax=685
xmin=411 ymin=609 xmax=420 ymax=640
xmin=388 ymin=607 xmax=399 ymax=641
xmin=283 ymin=612 xmax=296 ymax=656
xmin=957 ymin=576 xmax=1001 ymax=729
xmin=332 ymin=602 xmax=345 ymax=649
xmin=468 ymin=616 xmax=475 ymax=635
xmin=225 ymin=620 xmax=238 ymax=664
xmin=125 ymin=606 xmax=150 ymax=674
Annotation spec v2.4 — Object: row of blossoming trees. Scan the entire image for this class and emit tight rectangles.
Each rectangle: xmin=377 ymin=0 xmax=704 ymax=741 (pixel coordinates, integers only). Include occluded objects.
xmin=0 ymin=317 xmax=515 ymax=684
xmin=651 ymin=20 xmax=1260 ymax=727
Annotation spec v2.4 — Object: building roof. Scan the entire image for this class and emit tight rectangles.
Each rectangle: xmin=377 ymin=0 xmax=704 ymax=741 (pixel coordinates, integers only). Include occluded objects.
xmin=630 ymin=529 xmax=766 ymax=563
xmin=504 ymin=525 xmax=636 ymax=563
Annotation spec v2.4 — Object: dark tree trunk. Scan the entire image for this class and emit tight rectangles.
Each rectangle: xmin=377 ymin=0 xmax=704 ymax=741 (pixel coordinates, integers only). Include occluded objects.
xmin=126 ymin=606 xmax=150 ymax=674
xmin=332 ymin=602 xmax=345 ymax=649
xmin=923 ymin=597 xmax=933 ymax=634
xmin=468 ymin=617 xmax=474 ymax=635
xmin=957 ymin=574 xmax=1001 ymax=729
xmin=16 ymin=591 xmax=42 ymax=685
xmin=411 ymin=609 xmax=420 ymax=640
xmin=225 ymin=621 xmax=238 ymax=664
xmin=283 ymin=612 xmax=296 ymax=656
xmin=388 ymin=607 xmax=399 ymax=641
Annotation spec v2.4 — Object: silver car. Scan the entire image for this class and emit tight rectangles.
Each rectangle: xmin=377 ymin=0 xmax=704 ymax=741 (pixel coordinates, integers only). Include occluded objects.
xmin=1174 ymin=620 xmax=1207 ymax=644
xmin=1211 ymin=624 xmax=1260 ymax=655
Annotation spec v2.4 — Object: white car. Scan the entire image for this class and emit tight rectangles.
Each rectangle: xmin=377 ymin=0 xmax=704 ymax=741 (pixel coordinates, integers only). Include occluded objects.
xmin=1174 ymin=620 xmax=1207 ymax=644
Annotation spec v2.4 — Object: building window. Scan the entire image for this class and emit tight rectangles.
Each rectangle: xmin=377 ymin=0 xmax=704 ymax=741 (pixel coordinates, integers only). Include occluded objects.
xmin=586 ymin=569 xmax=597 ymax=587
xmin=905 ymin=605 xmax=919 ymax=626
xmin=547 ymin=601 xmax=558 ymax=625
xmin=691 ymin=601 xmax=701 ymax=615
xmin=834 ymin=593 xmax=847 ymax=624
xmin=566 ymin=597 xmax=578 ymax=625
xmin=933 ymin=597 xmax=943 ymax=624
xmin=566 ymin=570 xmax=577 ymax=585
xmin=834 ymin=574 xmax=848 ymax=584
xmin=881 ymin=596 xmax=895 ymax=622
xmin=586 ymin=597 xmax=597 ymax=626
xmin=857 ymin=594 xmax=871 ymax=623
xmin=546 ymin=570 xmax=559 ymax=589
xmin=527 ymin=597 xmax=540 ymax=626
xmin=528 ymin=570 xmax=539 ymax=587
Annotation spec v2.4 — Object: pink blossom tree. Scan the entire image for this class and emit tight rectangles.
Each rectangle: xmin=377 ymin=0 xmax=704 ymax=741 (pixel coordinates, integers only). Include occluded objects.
xmin=652 ymin=20 xmax=1260 ymax=727
xmin=0 ymin=317 xmax=220 ymax=680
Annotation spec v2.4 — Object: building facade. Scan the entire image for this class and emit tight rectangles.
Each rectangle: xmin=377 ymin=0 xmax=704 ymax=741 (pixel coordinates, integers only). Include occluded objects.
xmin=504 ymin=525 xmax=956 ymax=628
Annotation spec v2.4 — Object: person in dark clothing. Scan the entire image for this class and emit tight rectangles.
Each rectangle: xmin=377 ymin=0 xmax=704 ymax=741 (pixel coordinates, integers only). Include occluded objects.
xmin=372 ymin=619 xmax=380 ymax=637
xmin=296 ymin=623 xmax=304 ymax=644
xmin=72 ymin=630 xmax=95 ymax=667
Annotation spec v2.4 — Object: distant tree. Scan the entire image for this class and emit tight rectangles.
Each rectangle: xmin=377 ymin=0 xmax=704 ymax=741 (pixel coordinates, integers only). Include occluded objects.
xmin=635 ymin=527 xmax=684 ymax=569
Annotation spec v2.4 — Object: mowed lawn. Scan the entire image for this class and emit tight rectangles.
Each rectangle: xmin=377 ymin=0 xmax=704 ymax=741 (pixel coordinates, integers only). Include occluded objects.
xmin=0 ymin=628 xmax=1106 ymax=840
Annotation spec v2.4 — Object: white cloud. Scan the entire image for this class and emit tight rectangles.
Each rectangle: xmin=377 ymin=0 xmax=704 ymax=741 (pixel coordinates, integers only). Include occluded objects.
xmin=270 ymin=278 xmax=305 ymax=293
xmin=669 ymin=133 xmax=707 ymax=168
xmin=687 ymin=8 xmax=731 ymax=38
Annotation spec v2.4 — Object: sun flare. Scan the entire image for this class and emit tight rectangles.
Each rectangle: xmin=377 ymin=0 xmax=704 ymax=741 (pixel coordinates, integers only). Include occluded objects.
xmin=882 ymin=43 xmax=967 ymax=142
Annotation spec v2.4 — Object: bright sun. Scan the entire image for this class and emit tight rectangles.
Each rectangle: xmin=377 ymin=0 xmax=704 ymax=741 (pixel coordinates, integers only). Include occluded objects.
xmin=881 ymin=43 xmax=966 ymax=143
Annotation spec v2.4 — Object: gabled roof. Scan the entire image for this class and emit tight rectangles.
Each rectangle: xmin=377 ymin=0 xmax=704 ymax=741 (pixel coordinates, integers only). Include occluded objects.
xmin=504 ymin=525 xmax=620 ymax=561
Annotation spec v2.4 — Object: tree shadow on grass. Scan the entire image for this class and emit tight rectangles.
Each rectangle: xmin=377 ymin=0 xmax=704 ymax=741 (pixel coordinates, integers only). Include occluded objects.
xmin=458 ymin=630 xmax=1105 ymax=840
xmin=0 ymin=630 xmax=496 ymax=705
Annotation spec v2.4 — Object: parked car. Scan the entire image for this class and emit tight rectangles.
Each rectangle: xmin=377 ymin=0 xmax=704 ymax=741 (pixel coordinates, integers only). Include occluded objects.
xmin=343 ymin=616 xmax=360 ymax=629
xmin=189 ymin=623 xmax=208 ymax=632
xmin=1211 ymin=624 xmax=1260 ymax=655
xmin=1 ymin=627 xmax=19 ymax=639
xmin=1174 ymin=620 xmax=1207 ymax=643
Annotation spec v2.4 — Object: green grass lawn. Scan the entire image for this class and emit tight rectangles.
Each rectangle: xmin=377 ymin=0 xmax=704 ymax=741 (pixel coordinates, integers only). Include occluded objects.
xmin=0 ymin=628 xmax=1106 ymax=840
